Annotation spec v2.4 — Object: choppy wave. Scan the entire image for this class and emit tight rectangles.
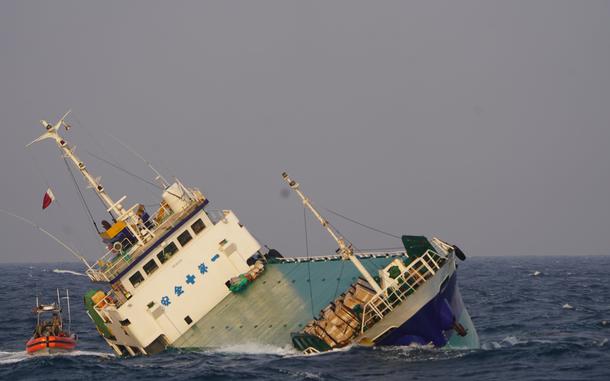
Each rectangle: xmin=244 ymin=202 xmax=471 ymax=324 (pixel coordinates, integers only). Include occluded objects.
xmin=204 ymin=343 xmax=299 ymax=356
xmin=1 ymin=257 xmax=609 ymax=380
xmin=0 ymin=350 xmax=113 ymax=365
xmin=0 ymin=351 xmax=27 ymax=365
xmin=480 ymin=335 xmax=533 ymax=350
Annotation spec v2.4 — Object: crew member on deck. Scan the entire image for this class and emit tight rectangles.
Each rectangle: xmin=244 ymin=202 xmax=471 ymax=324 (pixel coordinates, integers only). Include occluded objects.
xmin=101 ymin=220 xmax=112 ymax=231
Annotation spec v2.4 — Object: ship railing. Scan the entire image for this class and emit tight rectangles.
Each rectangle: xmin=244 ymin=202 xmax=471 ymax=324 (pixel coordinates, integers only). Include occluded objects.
xmin=147 ymin=202 xmax=175 ymax=231
xmin=85 ymin=201 xmax=206 ymax=282
xmin=85 ymin=236 xmax=139 ymax=282
xmin=92 ymin=289 xmax=127 ymax=321
xmin=85 ymin=203 xmax=177 ymax=282
xmin=277 ymin=249 xmax=408 ymax=263
xmin=359 ymin=250 xmax=442 ymax=333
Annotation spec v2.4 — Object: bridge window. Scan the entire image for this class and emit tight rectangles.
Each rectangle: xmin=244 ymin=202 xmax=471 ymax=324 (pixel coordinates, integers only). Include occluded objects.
xmin=128 ymin=271 xmax=145 ymax=288
xmin=143 ymin=259 xmax=159 ymax=275
xmin=177 ymin=230 xmax=193 ymax=247
xmin=191 ymin=219 xmax=206 ymax=234
xmin=157 ymin=242 xmax=179 ymax=264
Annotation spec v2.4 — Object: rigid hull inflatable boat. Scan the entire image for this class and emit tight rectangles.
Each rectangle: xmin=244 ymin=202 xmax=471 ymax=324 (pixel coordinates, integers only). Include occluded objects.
xmin=26 ymin=290 xmax=77 ymax=355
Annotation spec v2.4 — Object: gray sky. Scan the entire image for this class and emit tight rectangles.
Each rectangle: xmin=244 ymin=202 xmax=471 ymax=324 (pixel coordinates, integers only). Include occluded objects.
xmin=0 ymin=1 xmax=609 ymax=263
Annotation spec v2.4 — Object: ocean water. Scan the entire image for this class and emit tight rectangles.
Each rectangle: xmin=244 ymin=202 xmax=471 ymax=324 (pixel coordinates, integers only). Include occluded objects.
xmin=0 ymin=256 xmax=608 ymax=380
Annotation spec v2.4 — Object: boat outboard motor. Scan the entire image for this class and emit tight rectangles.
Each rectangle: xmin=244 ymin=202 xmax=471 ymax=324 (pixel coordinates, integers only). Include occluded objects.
xmin=452 ymin=245 xmax=467 ymax=261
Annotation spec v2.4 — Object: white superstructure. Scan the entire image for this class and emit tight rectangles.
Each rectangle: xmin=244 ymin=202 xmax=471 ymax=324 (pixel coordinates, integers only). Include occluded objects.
xmin=95 ymin=207 xmax=261 ymax=356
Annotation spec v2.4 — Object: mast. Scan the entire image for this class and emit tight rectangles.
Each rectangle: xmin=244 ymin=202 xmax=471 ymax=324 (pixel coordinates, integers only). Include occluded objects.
xmin=282 ymin=172 xmax=382 ymax=293
xmin=27 ymin=111 xmax=146 ymax=244
xmin=35 ymin=294 xmax=40 ymax=325
xmin=66 ymin=289 xmax=72 ymax=333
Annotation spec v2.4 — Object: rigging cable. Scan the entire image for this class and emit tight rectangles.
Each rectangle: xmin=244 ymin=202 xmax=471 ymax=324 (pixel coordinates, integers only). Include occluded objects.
xmin=324 ymin=215 xmax=381 ymax=271
xmin=27 ymin=151 xmax=63 ymax=209
xmin=324 ymin=207 xmax=401 ymax=239
xmin=84 ymin=150 xmax=186 ymax=201
xmin=74 ymin=116 xmax=161 ymax=199
xmin=0 ymin=208 xmax=90 ymax=267
xmin=333 ymin=260 xmax=346 ymax=300
xmin=62 ymin=156 xmax=102 ymax=233
xmin=28 ymin=152 xmax=52 ymax=191
xmin=84 ymin=150 xmax=163 ymax=190
xmin=324 ymin=207 xmax=402 ymax=272
xmin=73 ymin=116 xmax=108 ymax=161
xmin=303 ymin=207 xmax=315 ymax=318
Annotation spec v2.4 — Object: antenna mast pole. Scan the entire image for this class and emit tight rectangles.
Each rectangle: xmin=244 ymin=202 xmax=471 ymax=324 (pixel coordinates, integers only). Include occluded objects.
xmin=282 ymin=172 xmax=382 ymax=293
xmin=27 ymin=111 xmax=145 ymax=244
xmin=66 ymin=289 xmax=72 ymax=333
xmin=28 ymin=111 xmax=124 ymax=217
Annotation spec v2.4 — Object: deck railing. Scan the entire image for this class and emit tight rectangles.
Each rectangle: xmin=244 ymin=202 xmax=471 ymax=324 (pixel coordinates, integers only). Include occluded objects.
xmin=359 ymin=250 xmax=443 ymax=333
xmin=86 ymin=236 xmax=139 ymax=282
xmin=85 ymin=202 xmax=177 ymax=282
xmin=92 ymin=288 xmax=128 ymax=322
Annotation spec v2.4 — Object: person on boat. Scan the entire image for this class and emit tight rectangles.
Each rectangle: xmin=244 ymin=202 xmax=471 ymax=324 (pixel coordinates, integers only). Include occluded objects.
xmin=51 ymin=313 xmax=61 ymax=336
xmin=136 ymin=204 xmax=153 ymax=229
xmin=101 ymin=220 xmax=112 ymax=231
xmin=41 ymin=321 xmax=52 ymax=336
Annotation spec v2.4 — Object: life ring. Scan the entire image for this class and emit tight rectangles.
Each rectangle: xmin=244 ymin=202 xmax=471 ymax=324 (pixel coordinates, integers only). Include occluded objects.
xmin=111 ymin=241 xmax=123 ymax=253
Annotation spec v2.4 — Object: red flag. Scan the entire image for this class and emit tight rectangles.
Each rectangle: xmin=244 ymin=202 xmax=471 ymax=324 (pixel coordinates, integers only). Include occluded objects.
xmin=42 ymin=188 xmax=55 ymax=210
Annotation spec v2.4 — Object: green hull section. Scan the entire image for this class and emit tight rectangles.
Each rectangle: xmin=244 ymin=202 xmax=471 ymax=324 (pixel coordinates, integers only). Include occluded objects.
xmin=84 ymin=290 xmax=114 ymax=340
xmin=172 ymin=255 xmax=398 ymax=348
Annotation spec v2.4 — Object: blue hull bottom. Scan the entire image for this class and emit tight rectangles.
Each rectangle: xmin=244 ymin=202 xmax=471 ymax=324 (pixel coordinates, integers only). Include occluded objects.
xmin=377 ymin=272 xmax=479 ymax=348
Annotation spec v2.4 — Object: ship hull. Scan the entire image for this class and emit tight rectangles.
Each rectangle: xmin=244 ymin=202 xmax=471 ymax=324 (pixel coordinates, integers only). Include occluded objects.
xmin=374 ymin=272 xmax=479 ymax=348
xmin=172 ymin=254 xmax=479 ymax=351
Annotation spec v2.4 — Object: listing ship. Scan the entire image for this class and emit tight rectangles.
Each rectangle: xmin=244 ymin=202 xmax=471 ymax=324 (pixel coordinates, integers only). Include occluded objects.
xmin=29 ymin=112 xmax=479 ymax=356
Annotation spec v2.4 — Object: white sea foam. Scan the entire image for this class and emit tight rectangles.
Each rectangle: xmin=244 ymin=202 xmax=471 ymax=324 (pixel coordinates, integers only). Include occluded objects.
xmin=562 ymin=303 xmax=574 ymax=310
xmin=502 ymin=336 xmax=520 ymax=346
xmin=52 ymin=269 xmax=86 ymax=277
xmin=531 ymin=271 xmax=541 ymax=276
xmin=207 ymin=343 xmax=299 ymax=356
xmin=481 ymin=341 xmax=502 ymax=350
xmin=0 ymin=350 xmax=113 ymax=364
xmin=481 ymin=336 xmax=527 ymax=350
xmin=58 ymin=350 xmax=114 ymax=358
xmin=0 ymin=351 xmax=29 ymax=365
